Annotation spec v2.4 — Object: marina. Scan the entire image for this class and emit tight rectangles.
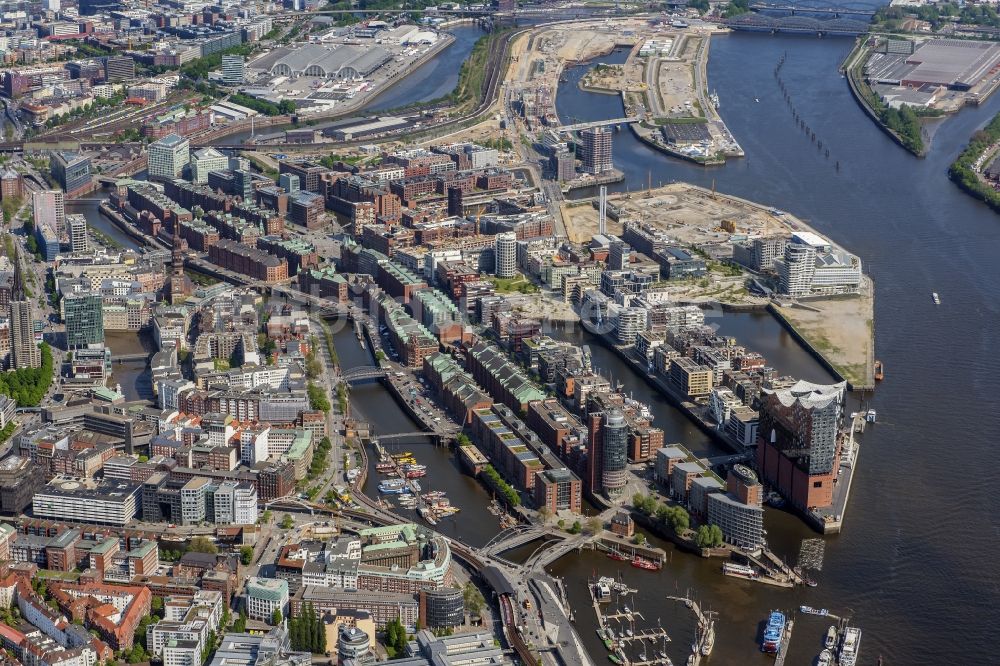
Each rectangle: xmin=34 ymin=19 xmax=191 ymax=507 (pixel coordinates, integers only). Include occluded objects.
xmin=371 ymin=437 xmax=459 ymax=525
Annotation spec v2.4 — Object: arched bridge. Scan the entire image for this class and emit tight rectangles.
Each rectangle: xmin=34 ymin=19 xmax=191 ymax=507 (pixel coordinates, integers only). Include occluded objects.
xmin=341 ymin=366 xmax=389 ymax=382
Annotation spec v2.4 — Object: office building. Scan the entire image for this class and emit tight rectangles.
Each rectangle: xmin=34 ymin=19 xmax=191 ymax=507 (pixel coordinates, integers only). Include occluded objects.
xmin=775 ymin=235 xmax=862 ymax=298
xmin=68 ymin=214 xmax=87 ymax=253
xmin=418 ymin=588 xmax=464 ymax=629
xmin=279 ymin=173 xmax=300 ymax=193
xmin=494 ymin=232 xmax=517 ymax=278
xmin=221 ymin=55 xmax=246 ymax=85
xmin=756 ymin=380 xmax=846 ymax=511
xmin=32 ymin=477 xmax=141 ymax=526
xmin=579 ymin=127 xmax=613 ymax=174
xmin=149 ymin=134 xmax=191 ymax=181
xmin=608 ymin=239 xmax=631 ymax=270
xmin=10 ymin=300 xmax=40 ymax=369
xmin=246 ymin=577 xmax=289 ymax=622
xmin=32 ymin=190 xmax=65 ymax=238
xmin=50 ymin=153 xmax=91 ymax=195
xmin=344 ymin=630 xmax=507 ymax=666
xmin=64 ymin=291 xmax=104 ymax=348
xmin=104 ymin=56 xmax=135 ymax=82
xmin=209 ymin=627 xmax=310 ymax=666
xmin=190 ymin=148 xmax=228 ymax=184
xmin=337 ymin=627 xmax=371 ymax=665
xmin=587 ymin=409 xmax=628 ymax=499
xmin=707 ymin=463 xmax=764 ymax=551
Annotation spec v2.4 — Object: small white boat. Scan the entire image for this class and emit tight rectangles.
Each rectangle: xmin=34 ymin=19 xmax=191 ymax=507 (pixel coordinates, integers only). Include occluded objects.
xmin=932 ymin=292 xmax=940 ymax=305
xmin=817 ymin=649 xmax=833 ymax=666
xmin=755 ymin=97 xmax=760 ymax=103
xmin=825 ymin=626 xmax=837 ymax=650
xmin=625 ymin=629 xmax=633 ymax=638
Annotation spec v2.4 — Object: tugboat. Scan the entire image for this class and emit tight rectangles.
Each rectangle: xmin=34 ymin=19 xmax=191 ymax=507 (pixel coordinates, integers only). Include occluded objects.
xmin=874 ymin=360 xmax=884 ymax=381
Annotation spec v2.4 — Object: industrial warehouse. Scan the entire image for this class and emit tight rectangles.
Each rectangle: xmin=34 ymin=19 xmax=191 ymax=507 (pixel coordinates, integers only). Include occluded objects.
xmin=240 ymin=24 xmax=450 ymax=113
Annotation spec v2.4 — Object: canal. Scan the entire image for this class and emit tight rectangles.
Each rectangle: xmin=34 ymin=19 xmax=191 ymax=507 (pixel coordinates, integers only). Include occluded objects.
xmin=344 ymin=25 xmax=1000 ymax=664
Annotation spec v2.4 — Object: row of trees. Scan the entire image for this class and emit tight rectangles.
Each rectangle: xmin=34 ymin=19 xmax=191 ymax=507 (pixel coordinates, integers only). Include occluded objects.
xmin=0 ymin=342 xmax=54 ymax=407
xmin=289 ymin=603 xmax=328 ymax=654
xmin=949 ymin=111 xmax=1000 ymax=212
xmin=880 ymin=104 xmax=924 ymax=156
xmin=480 ymin=464 xmax=520 ymax=507
xmin=308 ymin=436 xmax=333 ymax=480
xmin=307 ymin=382 xmax=331 ymax=413
xmin=632 ymin=493 xmax=691 ymax=535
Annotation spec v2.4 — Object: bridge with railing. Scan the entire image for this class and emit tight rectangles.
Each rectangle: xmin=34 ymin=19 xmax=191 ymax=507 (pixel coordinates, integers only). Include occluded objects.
xmin=340 ymin=366 xmax=389 ymax=383
xmin=554 ymin=117 xmax=640 ymax=133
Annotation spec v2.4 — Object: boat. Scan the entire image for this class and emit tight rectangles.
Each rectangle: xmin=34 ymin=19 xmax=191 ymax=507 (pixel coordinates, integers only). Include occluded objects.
xmin=405 ymin=470 xmax=426 ymax=479
xmin=799 ymin=606 xmax=829 ymax=616
xmin=608 ymin=655 xmax=622 ymax=665
xmin=391 ymin=452 xmax=413 ymax=459
xmin=817 ymin=649 xmax=833 ymax=666
xmin=378 ymin=479 xmax=410 ymax=494
xmin=824 ymin=626 xmax=837 ymax=650
xmin=874 ymin=360 xmax=884 ymax=381
xmin=755 ymin=97 xmax=760 ymax=103
xmin=625 ymin=628 xmax=633 ymax=638
xmin=410 ymin=480 xmax=422 ymax=492
xmin=760 ymin=611 xmax=785 ymax=654
xmin=607 ymin=550 xmax=630 ymax=562
xmin=839 ymin=627 xmax=861 ymax=666
xmin=631 ymin=556 xmax=661 ymax=571
xmin=623 ymin=605 xmax=631 ymax=614
xmin=699 ymin=620 xmax=715 ymax=656
xmin=722 ymin=562 xmax=758 ymax=579
xmin=932 ymin=292 xmax=940 ymax=305
xmin=375 ymin=463 xmax=395 ymax=472
xmin=865 ymin=409 xmax=877 ymax=423
xmin=418 ymin=507 xmax=437 ymax=526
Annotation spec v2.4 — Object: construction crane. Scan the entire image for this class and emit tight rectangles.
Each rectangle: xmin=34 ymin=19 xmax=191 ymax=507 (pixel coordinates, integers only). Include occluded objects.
xmin=474 ymin=205 xmax=485 ymax=236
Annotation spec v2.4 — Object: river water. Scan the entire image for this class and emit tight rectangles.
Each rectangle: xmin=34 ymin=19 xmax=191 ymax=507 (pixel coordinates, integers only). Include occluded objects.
xmin=338 ymin=27 xmax=1000 ymax=665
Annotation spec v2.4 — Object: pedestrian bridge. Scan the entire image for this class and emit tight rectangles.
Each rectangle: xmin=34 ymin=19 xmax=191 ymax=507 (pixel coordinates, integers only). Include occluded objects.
xmin=341 ymin=366 xmax=388 ymax=382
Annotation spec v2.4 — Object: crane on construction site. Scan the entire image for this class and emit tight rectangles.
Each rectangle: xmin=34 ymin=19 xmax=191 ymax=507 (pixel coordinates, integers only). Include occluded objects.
xmin=474 ymin=205 xmax=485 ymax=236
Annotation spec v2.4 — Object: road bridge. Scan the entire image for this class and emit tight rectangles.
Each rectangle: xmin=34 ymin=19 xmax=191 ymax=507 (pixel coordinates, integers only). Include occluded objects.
xmin=483 ymin=525 xmax=553 ymax=557
xmin=554 ymin=117 xmax=640 ymax=133
xmin=748 ymin=0 xmax=876 ymax=16
xmin=111 ymin=353 xmax=149 ymax=363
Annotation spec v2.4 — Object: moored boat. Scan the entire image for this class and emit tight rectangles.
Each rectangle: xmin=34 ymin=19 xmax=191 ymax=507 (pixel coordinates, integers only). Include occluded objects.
xmin=607 ymin=550 xmax=629 ymax=562
xmin=817 ymin=649 xmax=832 ymax=666
xmin=760 ymin=611 xmax=785 ymax=654
xmin=824 ymin=626 xmax=836 ymax=650
xmin=874 ymin=360 xmax=884 ymax=381
xmin=631 ymin=556 xmax=660 ymax=571
xmin=839 ymin=627 xmax=861 ymax=666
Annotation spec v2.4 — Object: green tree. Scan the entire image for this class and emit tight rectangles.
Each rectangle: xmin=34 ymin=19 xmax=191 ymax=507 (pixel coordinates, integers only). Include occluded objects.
xmin=633 ymin=533 xmax=646 ymax=545
xmin=568 ymin=520 xmax=582 ymax=534
xmin=240 ymin=546 xmax=254 ymax=565
xmin=271 ymin=609 xmax=283 ymax=626
xmin=188 ymin=536 xmax=218 ymax=554
xmin=695 ymin=525 xmax=712 ymax=548
xmin=709 ymin=524 xmax=724 ymax=548
xmin=233 ymin=610 xmax=248 ymax=633
xmin=280 ymin=515 xmax=295 ymax=529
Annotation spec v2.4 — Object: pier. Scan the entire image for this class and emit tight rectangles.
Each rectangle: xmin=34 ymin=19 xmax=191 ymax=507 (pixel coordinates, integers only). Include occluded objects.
xmin=773 ymin=618 xmax=795 ymax=666
xmin=587 ymin=579 xmax=672 ymax=666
